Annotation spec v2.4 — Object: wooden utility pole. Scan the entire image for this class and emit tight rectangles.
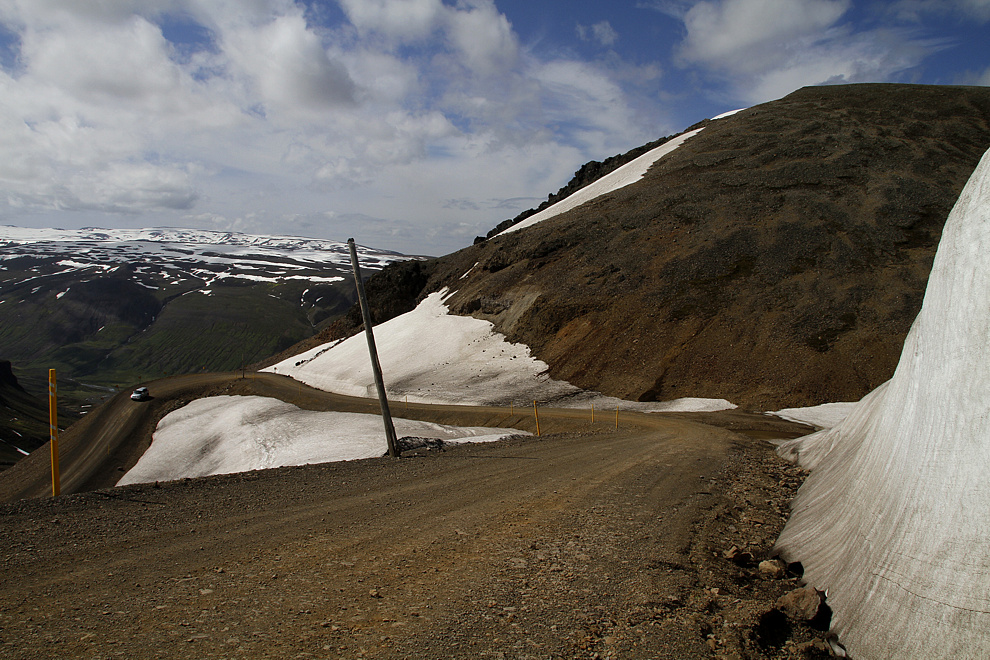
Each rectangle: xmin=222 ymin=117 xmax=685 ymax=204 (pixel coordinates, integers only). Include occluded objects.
xmin=347 ymin=238 xmax=399 ymax=457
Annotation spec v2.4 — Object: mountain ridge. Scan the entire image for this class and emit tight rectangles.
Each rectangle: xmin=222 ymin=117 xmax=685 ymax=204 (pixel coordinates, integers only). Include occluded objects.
xmin=287 ymin=83 xmax=990 ymax=410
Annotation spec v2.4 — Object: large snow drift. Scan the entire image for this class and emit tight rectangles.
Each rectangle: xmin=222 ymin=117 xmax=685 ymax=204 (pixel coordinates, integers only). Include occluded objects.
xmin=264 ymin=289 xmax=735 ymax=413
xmin=775 ymin=147 xmax=990 ymax=659
xmin=118 ymin=396 xmax=523 ymax=486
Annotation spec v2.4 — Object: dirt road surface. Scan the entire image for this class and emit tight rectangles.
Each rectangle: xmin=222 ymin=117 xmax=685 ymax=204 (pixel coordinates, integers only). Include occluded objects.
xmin=0 ymin=374 xmax=832 ymax=659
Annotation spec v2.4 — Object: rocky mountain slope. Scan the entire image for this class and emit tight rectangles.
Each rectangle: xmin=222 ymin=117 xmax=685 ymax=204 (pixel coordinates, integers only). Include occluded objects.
xmin=0 ymin=228 xmax=416 ymax=414
xmin=302 ymin=84 xmax=990 ymax=410
xmin=0 ymin=361 xmax=50 ymax=469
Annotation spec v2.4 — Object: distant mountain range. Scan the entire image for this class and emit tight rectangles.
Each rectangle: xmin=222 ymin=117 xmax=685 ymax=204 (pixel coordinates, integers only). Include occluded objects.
xmin=0 ymin=227 xmax=417 ymax=418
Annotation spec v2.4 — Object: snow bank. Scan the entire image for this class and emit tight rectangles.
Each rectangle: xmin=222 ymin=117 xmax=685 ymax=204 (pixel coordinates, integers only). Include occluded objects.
xmin=118 ymin=396 xmax=524 ymax=485
xmin=498 ymin=128 xmax=704 ymax=236
xmin=264 ymin=290 xmax=735 ymax=414
xmin=775 ymin=147 xmax=990 ymax=659
xmin=770 ymin=401 xmax=856 ymax=430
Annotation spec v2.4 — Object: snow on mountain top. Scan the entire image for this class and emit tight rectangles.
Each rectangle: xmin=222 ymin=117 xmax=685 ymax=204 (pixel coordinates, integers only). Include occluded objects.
xmin=265 ymin=288 xmax=736 ymax=413
xmin=710 ymin=108 xmax=745 ymax=120
xmin=496 ymin=109 xmax=745 ymax=238
xmin=775 ymin=147 xmax=990 ymax=658
xmin=118 ymin=396 xmax=524 ymax=486
xmin=498 ymin=128 xmax=705 ymax=236
xmin=0 ymin=225 xmax=410 ymax=270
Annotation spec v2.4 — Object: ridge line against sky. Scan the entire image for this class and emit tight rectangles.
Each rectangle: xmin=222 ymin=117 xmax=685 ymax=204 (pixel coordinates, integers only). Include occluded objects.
xmin=0 ymin=0 xmax=987 ymax=256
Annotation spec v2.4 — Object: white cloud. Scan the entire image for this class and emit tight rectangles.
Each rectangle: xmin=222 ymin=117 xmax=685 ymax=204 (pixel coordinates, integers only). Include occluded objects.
xmin=445 ymin=1 xmax=519 ymax=76
xmin=221 ymin=11 xmax=356 ymax=116
xmin=577 ymin=20 xmax=619 ymax=47
xmin=673 ymin=0 xmax=939 ymax=104
xmin=336 ymin=0 xmax=444 ymax=44
xmin=20 ymin=16 xmax=185 ymax=108
xmin=0 ymin=0 xmax=670 ymax=255
xmin=680 ymin=0 xmax=851 ymax=71
xmin=531 ymin=59 xmax=647 ymax=151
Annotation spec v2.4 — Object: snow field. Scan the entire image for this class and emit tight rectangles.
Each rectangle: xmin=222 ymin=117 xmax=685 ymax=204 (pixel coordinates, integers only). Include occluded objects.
xmin=265 ymin=289 xmax=735 ymax=414
xmin=118 ymin=395 xmax=524 ymax=486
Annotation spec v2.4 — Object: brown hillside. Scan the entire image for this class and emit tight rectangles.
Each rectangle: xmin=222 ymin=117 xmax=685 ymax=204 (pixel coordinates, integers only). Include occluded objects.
xmin=275 ymin=84 xmax=990 ymax=410
xmin=416 ymin=84 xmax=990 ymax=409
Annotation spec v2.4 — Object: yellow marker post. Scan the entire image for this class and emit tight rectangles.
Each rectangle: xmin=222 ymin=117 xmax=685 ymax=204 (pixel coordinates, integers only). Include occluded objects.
xmin=615 ymin=406 xmax=619 ymax=430
xmin=49 ymin=369 xmax=60 ymax=497
xmin=591 ymin=403 xmax=595 ymax=423
xmin=533 ymin=400 xmax=541 ymax=437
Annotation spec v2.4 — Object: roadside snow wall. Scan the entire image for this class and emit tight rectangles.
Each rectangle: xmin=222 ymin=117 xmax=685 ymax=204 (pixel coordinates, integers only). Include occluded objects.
xmin=774 ymin=147 xmax=990 ymax=659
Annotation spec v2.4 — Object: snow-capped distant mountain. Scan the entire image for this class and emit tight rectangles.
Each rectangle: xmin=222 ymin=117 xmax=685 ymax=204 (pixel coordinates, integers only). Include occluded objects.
xmin=0 ymin=226 xmax=418 ymax=413
xmin=0 ymin=226 xmax=408 ymax=292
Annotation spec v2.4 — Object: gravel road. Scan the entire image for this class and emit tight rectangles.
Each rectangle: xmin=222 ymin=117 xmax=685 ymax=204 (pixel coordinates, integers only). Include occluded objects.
xmin=0 ymin=374 xmax=833 ymax=659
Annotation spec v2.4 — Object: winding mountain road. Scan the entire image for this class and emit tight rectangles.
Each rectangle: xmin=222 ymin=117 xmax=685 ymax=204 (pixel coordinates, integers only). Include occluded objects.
xmin=0 ymin=372 xmax=822 ymax=659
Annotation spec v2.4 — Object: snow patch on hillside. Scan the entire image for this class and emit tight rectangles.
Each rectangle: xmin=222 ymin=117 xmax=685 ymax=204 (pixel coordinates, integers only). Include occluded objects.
xmin=265 ymin=289 xmax=735 ymax=413
xmin=499 ymin=128 xmax=704 ymax=236
xmin=775 ymin=147 xmax=990 ymax=658
xmin=118 ymin=395 xmax=524 ymax=486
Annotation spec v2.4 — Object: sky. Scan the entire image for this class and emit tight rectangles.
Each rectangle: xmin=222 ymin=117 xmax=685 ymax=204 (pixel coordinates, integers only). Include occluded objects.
xmin=0 ymin=1 xmax=987 ymax=256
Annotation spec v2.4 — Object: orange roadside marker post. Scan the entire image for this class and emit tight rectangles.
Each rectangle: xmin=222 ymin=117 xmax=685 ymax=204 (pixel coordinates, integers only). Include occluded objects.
xmin=533 ymin=400 xmax=541 ymax=437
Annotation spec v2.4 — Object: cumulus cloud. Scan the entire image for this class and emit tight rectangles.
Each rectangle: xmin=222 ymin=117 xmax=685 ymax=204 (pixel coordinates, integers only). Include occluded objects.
xmin=336 ymin=0 xmax=445 ymax=43
xmin=19 ymin=16 xmax=203 ymax=116
xmin=0 ymin=0 xmax=671 ymax=255
xmin=221 ymin=12 xmax=356 ymax=114
xmin=337 ymin=0 xmax=518 ymax=76
xmin=446 ymin=1 xmax=519 ymax=76
xmin=680 ymin=0 xmax=851 ymax=71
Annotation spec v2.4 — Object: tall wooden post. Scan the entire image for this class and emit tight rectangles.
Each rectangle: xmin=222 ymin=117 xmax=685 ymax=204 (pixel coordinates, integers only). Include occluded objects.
xmin=347 ymin=238 xmax=399 ymax=457
xmin=49 ymin=369 xmax=60 ymax=496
